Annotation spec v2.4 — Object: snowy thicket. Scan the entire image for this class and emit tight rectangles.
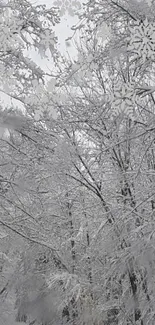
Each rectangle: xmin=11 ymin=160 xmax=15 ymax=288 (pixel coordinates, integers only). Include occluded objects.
xmin=1 ymin=0 xmax=155 ymax=325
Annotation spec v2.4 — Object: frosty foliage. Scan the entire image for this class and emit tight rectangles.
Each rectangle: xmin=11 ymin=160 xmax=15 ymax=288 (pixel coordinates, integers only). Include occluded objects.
xmin=128 ymin=18 xmax=155 ymax=62
xmin=53 ymin=0 xmax=82 ymax=17
xmin=0 ymin=0 xmax=60 ymax=123
xmin=137 ymin=0 xmax=153 ymax=6
xmin=110 ymin=81 xmax=139 ymax=118
xmin=97 ymin=22 xmax=112 ymax=44
xmin=2 ymin=0 xmax=155 ymax=325
xmin=0 ymin=0 xmax=59 ymax=55
xmin=0 ymin=12 xmax=23 ymax=52
xmin=39 ymin=29 xmax=56 ymax=54
xmin=46 ymin=271 xmax=82 ymax=305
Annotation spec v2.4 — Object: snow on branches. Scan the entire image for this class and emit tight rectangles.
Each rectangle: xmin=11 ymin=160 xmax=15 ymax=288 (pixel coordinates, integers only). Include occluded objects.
xmin=53 ymin=0 xmax=82 ymax=17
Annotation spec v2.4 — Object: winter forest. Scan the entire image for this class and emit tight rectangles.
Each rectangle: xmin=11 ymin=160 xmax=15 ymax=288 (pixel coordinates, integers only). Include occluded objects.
xmin=1 ymin=0 xmax=155 ymax=324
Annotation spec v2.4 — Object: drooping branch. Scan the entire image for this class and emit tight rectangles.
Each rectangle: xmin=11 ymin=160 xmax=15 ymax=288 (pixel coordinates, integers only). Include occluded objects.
xmin=0 ymin=219 xmax=69 ymax=272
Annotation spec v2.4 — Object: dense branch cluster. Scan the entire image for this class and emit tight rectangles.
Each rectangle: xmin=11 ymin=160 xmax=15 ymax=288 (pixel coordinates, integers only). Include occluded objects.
xmin=1 ymin=0 xmax=155 ymax=325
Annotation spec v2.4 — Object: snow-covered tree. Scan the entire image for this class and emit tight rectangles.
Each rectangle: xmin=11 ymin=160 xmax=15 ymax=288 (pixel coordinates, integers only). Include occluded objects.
xmin=2 ymin=0 xmax=155 ymax=324
xmin=41 ymin=0 xmax=155 ymax=324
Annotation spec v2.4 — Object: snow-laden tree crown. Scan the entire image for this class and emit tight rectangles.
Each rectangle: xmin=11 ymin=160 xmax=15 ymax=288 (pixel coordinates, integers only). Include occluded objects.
xmin=1 ymin=0 xmax=155 ymax=325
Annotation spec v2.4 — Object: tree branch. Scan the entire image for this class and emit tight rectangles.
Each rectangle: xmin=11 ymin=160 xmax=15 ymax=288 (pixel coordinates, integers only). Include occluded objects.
xmin=0 ymin=219 xmax=68 ymax=271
